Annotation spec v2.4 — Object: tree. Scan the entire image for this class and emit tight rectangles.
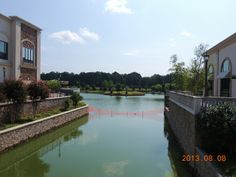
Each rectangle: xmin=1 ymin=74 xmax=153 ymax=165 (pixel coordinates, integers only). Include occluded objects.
xmin=115 ymin=83 xmax=122 ymax=93
xmin=46 ymin=80 xmax=61 ymax=93
xmin=28 ymin=81 xmax=49 ymax=118
xmin=0 ymin=83 xmax=6 ymax=102
xmin=169 ymin=55 xmax=188 ymax=91
xmin=70 ymin=93 xmax=83 ymax=107
xmin=3 ymin=80 xmax=26 ymax=104
xmin=3 ymin=80 xmax=27 ymax=123
xmin=188 ymin=43 xmax=209 ymax=95
xmin=151 ymin=84 xmax=163 ymax=92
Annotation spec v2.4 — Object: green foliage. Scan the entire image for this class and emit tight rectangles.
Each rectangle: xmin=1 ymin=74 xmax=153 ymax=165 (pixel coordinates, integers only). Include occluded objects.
xmin=169 ymin=55 xmax=188 ymax=91
xmin=63 ymin=99 xmax=70 ymax=111
xmin=151 ymin=84 xmax=163 ymax=92
xmin=46 ymin=80 xmax=61 ymax=92
xmin=197 ymin=103 xmax=236 ymax=156
xmin=41 ymin=71 xmax=173 ymax=90
xmin=3 ymin=80 xmax=26 ymax=104
xmin=115 ymin=83 xmax=123 ymax=92
xmin=0 ymin=83 xmax=6 ymax=102
xmin=70 ymin=93 xmax=83 ymax=107
xmin=38 ymin=81 xmax=49 ymax=99
xmin=169 ymin=44 xmax=209 ymax=95
xmin=187 ymin=44 xmax=208 ymax=95
xmin=28 ymin=81 xmax=49 ymax=100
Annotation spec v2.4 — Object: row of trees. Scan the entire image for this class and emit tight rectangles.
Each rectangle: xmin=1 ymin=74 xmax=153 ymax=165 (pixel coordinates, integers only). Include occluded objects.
xmin=0 ymin=80 xmax=50 ymax=123
xmin=41 ymin=71 xmax=174 ymax=90
xmin=41 ymin=43 xmax=208 ymax=95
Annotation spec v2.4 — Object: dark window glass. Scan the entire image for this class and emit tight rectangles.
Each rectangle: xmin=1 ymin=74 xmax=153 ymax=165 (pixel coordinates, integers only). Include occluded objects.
xmin=22 ymin=46 xmax=34 ymax=63
xmin=221 ymin=59 xmax=231 ymax=72
xmin=0 ymin=40 xmax=8 ymax=60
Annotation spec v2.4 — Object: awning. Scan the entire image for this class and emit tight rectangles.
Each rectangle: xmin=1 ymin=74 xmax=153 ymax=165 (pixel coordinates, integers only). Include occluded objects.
xmin=216 ymin=71 xmax=231 ymax=79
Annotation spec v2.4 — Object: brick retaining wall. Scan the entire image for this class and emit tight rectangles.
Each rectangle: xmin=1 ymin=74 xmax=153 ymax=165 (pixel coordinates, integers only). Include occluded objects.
xmin=0 ymin=105 xmax=88 ymax=152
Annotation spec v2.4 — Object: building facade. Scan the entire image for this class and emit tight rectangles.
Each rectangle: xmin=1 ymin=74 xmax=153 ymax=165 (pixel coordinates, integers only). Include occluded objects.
xmin=205 ymin=33 xmax=236 ymax=97
xmin=0 ymin=13 xmax=41 ymax=83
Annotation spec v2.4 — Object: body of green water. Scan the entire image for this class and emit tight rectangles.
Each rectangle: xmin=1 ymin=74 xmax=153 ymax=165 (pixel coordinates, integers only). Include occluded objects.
xmin=0 ymin=93 xmax=193 ymax=177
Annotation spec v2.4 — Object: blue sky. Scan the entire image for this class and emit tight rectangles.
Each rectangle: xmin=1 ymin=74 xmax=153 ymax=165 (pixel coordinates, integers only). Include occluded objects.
xmin=1 ymin=0 xmax=236 ymax=76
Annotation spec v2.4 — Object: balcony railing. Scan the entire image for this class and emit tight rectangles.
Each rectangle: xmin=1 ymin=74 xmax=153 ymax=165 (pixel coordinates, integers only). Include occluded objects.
xmin=166 ymin=91 xmax=236 ymax=115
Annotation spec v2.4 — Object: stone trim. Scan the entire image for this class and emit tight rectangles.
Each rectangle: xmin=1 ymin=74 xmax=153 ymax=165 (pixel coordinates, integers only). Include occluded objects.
xmin=0 ymin=105 xmax=89 ymax=152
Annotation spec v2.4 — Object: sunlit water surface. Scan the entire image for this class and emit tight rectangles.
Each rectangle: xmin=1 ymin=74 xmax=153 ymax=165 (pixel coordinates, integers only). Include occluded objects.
xmin=0 ymin=93 xmax=192 ymax=177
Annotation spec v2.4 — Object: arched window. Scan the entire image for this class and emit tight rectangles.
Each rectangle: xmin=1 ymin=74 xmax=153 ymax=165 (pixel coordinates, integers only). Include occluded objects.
xmin=220 ymin=58 xmax=232 ymax=97
xmin=208 ymin=65 xmax=214 ymax=80
xmin=221 ymin=58 xmax=231 ymax=73
xmin=22 ymin=40 xmax=34 ymax=64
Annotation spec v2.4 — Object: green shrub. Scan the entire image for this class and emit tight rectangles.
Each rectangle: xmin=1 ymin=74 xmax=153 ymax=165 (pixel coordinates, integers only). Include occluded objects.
xmin=37 ymin=81 xmax=49 ymax=99
xmin=0 ymin=83 xmax=6 ymax=102
xmin=63 ymin=99 xmax=70 ymax=111
xmin=28 ymin=81 xmax=49 ymax=100
xmin=3 ymin=80 xmax=26 ymax=103
xmin=70 ymin=93 xmax=83 ymax=107
xmin=46 ymin=80 xmax=61 ymax=93
xmin=197 ymin=103 xmax=236 ymax=156
xmin=28 ymin=82 xmax=41 ymax=100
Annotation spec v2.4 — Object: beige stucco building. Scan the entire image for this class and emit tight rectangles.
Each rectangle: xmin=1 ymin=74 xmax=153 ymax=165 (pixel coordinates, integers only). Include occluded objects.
xmin=206 ymin=33 xmax=236 ymax=97
xmin=0 ymin=13 xmax=41 ymax=83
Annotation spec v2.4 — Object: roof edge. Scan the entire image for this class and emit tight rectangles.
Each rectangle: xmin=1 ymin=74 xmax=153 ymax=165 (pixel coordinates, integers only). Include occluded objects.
xmin=10 ymin=16 xmax=42 ymax=31
xmin=205 ymin=33 xmax=236 ymax=55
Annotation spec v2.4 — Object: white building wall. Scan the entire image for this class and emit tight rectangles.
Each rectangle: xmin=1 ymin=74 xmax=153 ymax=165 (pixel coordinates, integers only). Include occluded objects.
xmin=11 ymin=20 xmax=21 ymax=80
xmin=208 ymin=53 xmax=218 ymax=96
xmin=0 ymin=16 xmax=11 ymax=82
xmin=36 ymin=32 xmax=41 ymax=80
xmin=219 ymin=43 xmax=236 ymax=97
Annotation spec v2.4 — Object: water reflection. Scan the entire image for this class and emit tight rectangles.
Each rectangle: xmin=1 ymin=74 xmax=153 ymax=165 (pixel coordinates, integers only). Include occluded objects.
xmin=0 ymin=116 xmax=88 ymax=176
xmin=164 ymin=117 xmax=194 ymax=177
xmin=0 ymin=153 xmax=50 ymax=177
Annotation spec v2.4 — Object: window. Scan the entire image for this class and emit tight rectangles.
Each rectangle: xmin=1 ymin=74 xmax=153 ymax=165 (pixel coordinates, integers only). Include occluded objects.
xmin=22 ymin=46 xmax=34 ymax=63
xmin=208 ymin=65 xmax=214 ymax=80
xmin=221 ymin=59 xmax=231 ymax=72
xmin=0 ymin=40 xmax=8 ymax=60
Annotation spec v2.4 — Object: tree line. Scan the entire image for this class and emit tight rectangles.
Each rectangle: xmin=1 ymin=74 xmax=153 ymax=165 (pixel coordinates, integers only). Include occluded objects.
xmin=41 ymin=71 xmax=174 ymax=91
xmin=41 ymin=43 xmax=209 ymax=95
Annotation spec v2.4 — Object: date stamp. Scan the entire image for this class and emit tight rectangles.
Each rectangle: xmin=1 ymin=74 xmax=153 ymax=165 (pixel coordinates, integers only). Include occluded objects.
xmin=182 ymin=154 xmax=227 ymax=162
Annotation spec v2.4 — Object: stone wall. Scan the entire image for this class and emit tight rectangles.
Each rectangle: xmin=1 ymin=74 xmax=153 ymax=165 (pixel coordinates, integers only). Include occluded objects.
xmin=165 ymin=101 xmax=196 ymax=167
xmin=195 ymin=147 xmax=223 ymax=177
xmin=0 ymin=96 xmax=69 ymax=121
xmin=165 ymin=92 xmax=225 ymax=177
xmin=0 ymin=105 xmax=88 ymax=152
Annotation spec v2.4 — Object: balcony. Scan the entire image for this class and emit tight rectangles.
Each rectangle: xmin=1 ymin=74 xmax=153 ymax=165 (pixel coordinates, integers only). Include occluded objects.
xmin=165 ymin=91 xmax=236 ymax=115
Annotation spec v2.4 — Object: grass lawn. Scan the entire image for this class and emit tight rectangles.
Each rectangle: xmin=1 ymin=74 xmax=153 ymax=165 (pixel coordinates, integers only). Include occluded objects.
xmin=0 ymin=102 xmax=86 ymax=131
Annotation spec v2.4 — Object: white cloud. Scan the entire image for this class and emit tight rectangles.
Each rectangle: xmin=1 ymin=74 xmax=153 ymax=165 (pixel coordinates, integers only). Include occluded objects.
xmin=105 ymin=0 xmax=133 ymax=14
xmin=49 ymin=30 xmax=84 ymax=44
xmin=169 ymin=38 xmax=176 ymax=47
xmin=103 ymin=160 xmax=129 ymax=176
xmin=80 ymin=27 xmax=100 ymax=41
xmin=181 ymin=31 xmax=192 ymax=37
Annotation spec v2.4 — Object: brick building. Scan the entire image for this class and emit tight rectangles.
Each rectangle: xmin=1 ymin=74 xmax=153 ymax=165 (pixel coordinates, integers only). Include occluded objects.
xmin=0 ymin=13 xmax=41 ymax=83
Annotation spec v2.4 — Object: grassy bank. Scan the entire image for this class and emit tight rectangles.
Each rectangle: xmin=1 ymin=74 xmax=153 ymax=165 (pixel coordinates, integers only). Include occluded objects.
xmin=0 ymin=102 xmax=86 ymax=131
xmin=81 ymin=90 xmax=145 ymax=96
xmin=104 ymin=91 xmax=145 ymax=96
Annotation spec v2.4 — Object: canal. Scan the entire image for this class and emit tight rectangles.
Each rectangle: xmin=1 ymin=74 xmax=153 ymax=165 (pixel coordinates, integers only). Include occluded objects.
xmin=0 ymin=93 xmax=193 ymax=177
